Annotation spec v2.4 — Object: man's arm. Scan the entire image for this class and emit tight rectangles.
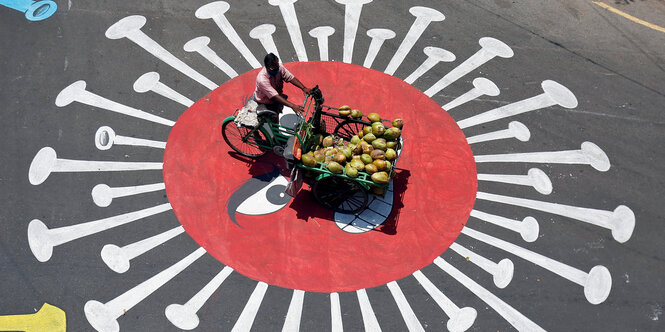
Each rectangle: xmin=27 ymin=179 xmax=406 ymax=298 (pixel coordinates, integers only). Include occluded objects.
xmin=271 ymin=94 xmax=304 ymax=113
xmin=289 ymin=77 xmax=311 ymax=95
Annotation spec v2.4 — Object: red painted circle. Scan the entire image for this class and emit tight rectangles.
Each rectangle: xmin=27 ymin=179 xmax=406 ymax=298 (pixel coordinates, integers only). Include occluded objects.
xmin=163 ymin=62 xmax=476 ymax=292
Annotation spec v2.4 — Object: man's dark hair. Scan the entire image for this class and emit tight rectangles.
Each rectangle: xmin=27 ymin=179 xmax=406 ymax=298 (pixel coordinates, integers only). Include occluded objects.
xmin=264 ymin=53 xmax=279 ymax=67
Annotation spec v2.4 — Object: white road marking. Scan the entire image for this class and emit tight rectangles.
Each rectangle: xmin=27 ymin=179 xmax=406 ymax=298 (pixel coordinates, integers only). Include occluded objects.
xmin=282 ymin=289 xmax=305 ymax=332
xmin=94 ymin=126 xmax=166 ymax=151
xmin=433 ymin=257 xmax=546 ymax=332
xmin=269 ymin=0 xmax=308 ymax=62
xmin=335 ymin=0 xmax=372 ymax=63
xmin=165 ymin=266 xmax=234 ymax=330
xmin=384 ymin=6 xmax=445 ymax=75
xmin=101 ymin=226 xmax=184 ymax=273
xmin=196 ymin=1 xmax=261 ymax=68
xmin=28 ymin=147 xmax=163 ymax=186
xmin=84 ymin=247 xmax=206 ymax=332
xmin=250 ymin=24 xmax=281 ymax=60
xmin=55 ymin=80 xmax=175 ymax=126
xmin=184 ymin=36 xmax=239 ymax=79
xmin=449 ymin=242 xmax=514 ymax=289
xmin=462 ymin=226 xmax=613 ymax=304
xmin=231 ymin=282 xmax=269 ymax=332
xmin=330 ymin=292 xmax=343 ymax=332
xmin=470 ymin=209 xmax=540 ymax=243
xmin=356 ymin=289 xmax=381 ymax=332
xmin=457 ymin=80 xmax=577 ymax=129
xmin=425 ymin=37 xmax=513 ymax=97
xmin=363 ymin=28 xmax=395 ymax=68
xmin=404 ymin=46 xmax=455 ymax=84
xmin=105 ymin=15 xmax=217 ymax=90
xmin=466 ymin=121 xmax=530 ymax=144
xmin=27 ymin=203 xmax=171 ymax=263
xmin=92 ymin=182 xmax=165 ymax=208
xmin=309 ymin=26 xmax=335 ymax=61
xmin=442 ymin=77 xmax=499 ymax=111
xmin=134 ymin=72 xmax=195 ymax=107
xmin=477 ymin=168 xmax=553 ymax=195
xmin=476 ymin=191 xmax=635 ymax=243
xmin=386 ymin=281 xmax=425 ymax=332
xmin=411 ymin=270 xmax=477 ymax=332
xmin=474 ymin=141 xmax=610 ymax=172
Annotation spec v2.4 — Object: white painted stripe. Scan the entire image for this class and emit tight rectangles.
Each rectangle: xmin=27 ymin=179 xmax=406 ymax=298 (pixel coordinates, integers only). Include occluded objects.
xmin=356 ymin=289 xmax=381 ymax=332
xmin=101 ymin=226 xmax=184 ymax=274
xmin=55 ymin=81 xmax=175 ymax=126
xmin=474 ymin=142 xmax=610 ymax=172
xmin=404 ymin=47 xmax=455 ymax=84
xmin=461 ymin=227 xmax=613 ymax=304
xmin=470 ymin=209 xmax=539 ymax=243
xmin=106 ymin=16 xmax=218 ymax=90
xmin=134 ymin=72 xmax=194 ymax=107
xmin=466 ymin=121 xmax=530 ymax=144
xmin=425 ymin=37 xmax=513 ymax=97
xmin=457 ymin=80 xmax=577 ymax=129
xmin=330 ymin=292 xmax=343 ymax=332
xmin=28 ymin=147 xmax=162 ymax=186
xmin=386 ymin=281 xmax=425 ymax=332
xmin=95 ymin=126 xmax=166 ymax=151
xmin=477 ymin=168 xmax=552 ymax=195
xmin=433 ymin=257 xmax=546 ymax=332
xmin=363 ymin=29 xmax=395 ymax=68
xmin=449 ymin=242 xmax=514 ymax=289
xmin=165 ymin=266 xmax=234 ymax=330
xmin=85 ymin=247 xmax=207 ymax=332
xmin=385 ymin=6 xmax=445 ymax=75
xmin=231 ymin=282 xmax=269 ymax=332
xmin=92 ymin=182 xmax=165 ymax=208
xmin=282 ymin=289 xmax=305 ymax=332
xmin=476 ymin=191 xmax=634 ymax=243
xmin=309 ymin=26 xmax=335 ymax=61
xmin=195 ymin=2 xmax=262 ymax=69
xmin=250 ymin=24 xmax=281 ymax=60
xmin=27 ymin=203 xmax=172 ymax=263
xmin=411 ymin=270 xmax=477 ymax=332
xmin=442 ymin=77 xmax=499 ymax=111
xmin=336 ymin=0 xmax=372 ymax=63
xmin=184 ymin=36 xmax=239 ymax=79
xmin=269 ymin=0 xmax=308 ymax=62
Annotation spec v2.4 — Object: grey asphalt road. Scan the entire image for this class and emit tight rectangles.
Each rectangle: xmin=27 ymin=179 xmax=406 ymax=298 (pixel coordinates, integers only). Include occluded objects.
xmin=1 ymin=0 xmax=664 ymax=331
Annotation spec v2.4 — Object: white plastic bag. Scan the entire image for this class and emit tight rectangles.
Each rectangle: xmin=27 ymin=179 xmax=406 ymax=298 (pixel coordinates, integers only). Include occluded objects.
xmin=234 ymin=100 xmax=260 ymax=128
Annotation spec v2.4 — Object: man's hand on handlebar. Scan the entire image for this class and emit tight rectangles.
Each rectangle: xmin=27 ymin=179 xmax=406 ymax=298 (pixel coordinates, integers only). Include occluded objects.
xmin=292 ymin=104 xmax=305 ymax=114
xmin=302 ymin=87 xmax=312 ymax=95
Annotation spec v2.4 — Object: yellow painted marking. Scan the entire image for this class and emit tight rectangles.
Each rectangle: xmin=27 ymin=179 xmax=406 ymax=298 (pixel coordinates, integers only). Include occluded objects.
xmin=0 ymin=303 xmax=66 ymax=332
xmin=592 ymin=1 xmax=665 ymax=34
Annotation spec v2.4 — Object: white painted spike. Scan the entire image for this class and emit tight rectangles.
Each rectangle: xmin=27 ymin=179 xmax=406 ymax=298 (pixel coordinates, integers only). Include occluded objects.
xmin=356 ymin=289 xmax=382 ymax=331
xmin=27 ymin=203 xmax=171 ymax=263
xmin=449 ymin=243 xmax=514 ymax=289
xmin=470 ymin=209 xmax=540 ymax=243
xmin=330 ymin=293 xmax=343 ymax=332
xmin=457 ymin=80 xmax=578 ymax=129
xmin=105 ymin=15 xmax=218 ymax=90
xmin=476 ymin=191 xmax=635 ymax=243
xmin=231 ymin=282 xmax=269 ymax=332
xmin=85 ymin=247 xmax=206 ymax=332
xmin=282 ymin=289 xmax=305 ymax=332
xmin=165 ymin=266 xmax=234 ymax=330
xmin=477 ymin=168 xmax=553 ymax=195
xmin=269 ymin=0 xmax=308 ymax=62
xmin=474 ymin=141 xmax=610 ymax=172
xmin=384 ymin=6 xmax=445 ymax=75
xmin=461 ymin=226 xmax=613 ymax=304
xmin=133 ymin=72 xmax=195 ymax=107
xmin=55 ymin=81 xmax=175 ymax=126
xmin=335 ymin=0 xmax=373 ymax=63
xmin=183 ymin=36 xmax=239 ymax=79
xmin=28 ymin=147 xmax=163 ymax=186
xmin=94 ymin=126 xmax=167 ymax=151
xmin=92 ymin=182 xmax=165 ymax=208
xmin=101 ymin=226 xmax=184 ymax=273
xmin=433 ymin=257 xmax=546 ymax=332
xmin=195 ymin=1 xmax=261 ymax=68
xmin=309 ymin=26 xmax=335 ymax=61
xmin=363 ymin=28 xmax=396 ymax=68
xmin=442 ymin=77 xmax=499 ymax=111
xmin=250 ymin=24 xmax=281 ymax=60
xmin=466 ymin=121 xmax=530 ymax=144
xmin=425 ymin=37 xmax=513 ymax=97
xmin=404 ymin=46 xmax=455 ymax=84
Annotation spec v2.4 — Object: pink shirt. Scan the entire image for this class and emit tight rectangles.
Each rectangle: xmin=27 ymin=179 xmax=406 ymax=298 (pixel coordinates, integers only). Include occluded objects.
xmin=254 ymin=65 xmax=295 ymax=104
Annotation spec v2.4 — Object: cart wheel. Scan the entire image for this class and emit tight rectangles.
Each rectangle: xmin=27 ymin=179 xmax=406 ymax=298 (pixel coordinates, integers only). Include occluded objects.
xmin=312 ymin=176 xmax=369 ymax=214
xmin=221 ymin=120 xmax=270 ymax=158
xmin=333 ymin=120 xmax=368 ymax=140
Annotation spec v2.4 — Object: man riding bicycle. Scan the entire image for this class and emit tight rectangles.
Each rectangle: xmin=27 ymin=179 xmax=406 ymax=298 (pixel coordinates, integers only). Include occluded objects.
xmin=254 ymin=53 xmax=311 ymax=123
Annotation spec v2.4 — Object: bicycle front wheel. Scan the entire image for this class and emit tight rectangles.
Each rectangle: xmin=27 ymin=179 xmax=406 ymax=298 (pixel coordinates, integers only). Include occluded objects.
xmin=221 ymin=120 xmax=270 ymax=158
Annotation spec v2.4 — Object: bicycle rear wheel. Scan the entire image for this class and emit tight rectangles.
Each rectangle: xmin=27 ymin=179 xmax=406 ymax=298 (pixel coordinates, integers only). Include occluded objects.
xmin=312 ymin=175 xmax=369 ymax=214
xmin=221 ymin=120 xmax=270 ymax=158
